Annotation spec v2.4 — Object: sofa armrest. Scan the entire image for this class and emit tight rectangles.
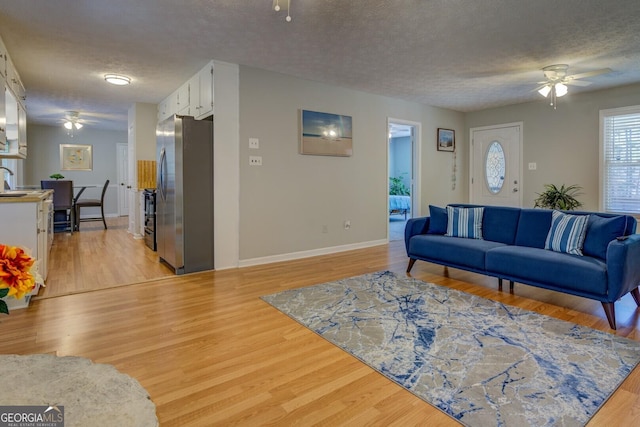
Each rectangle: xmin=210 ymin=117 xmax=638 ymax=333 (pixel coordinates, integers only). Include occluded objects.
xmin=404 ymin=217 xmax=429 ymax=254
xmin=605 ymin=234 xmax=640 ymax=301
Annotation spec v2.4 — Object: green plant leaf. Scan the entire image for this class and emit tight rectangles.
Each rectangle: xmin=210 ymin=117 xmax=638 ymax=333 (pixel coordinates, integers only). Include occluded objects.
xmin=0 ymin=300 xmax=8 ymax=315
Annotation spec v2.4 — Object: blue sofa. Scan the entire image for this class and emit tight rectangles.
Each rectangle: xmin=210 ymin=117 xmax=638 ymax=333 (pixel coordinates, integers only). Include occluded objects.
xmin=405 ymin=204 xmax=640 ymax=329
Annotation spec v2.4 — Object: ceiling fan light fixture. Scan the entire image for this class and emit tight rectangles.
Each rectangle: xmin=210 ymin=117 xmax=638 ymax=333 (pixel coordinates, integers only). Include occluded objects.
xmin=74 ymin=122 xmax=83 ymax=130
xmin=104 ymin=74 xmax=131 ymax=86
xmin=555 ymin=83 xmax=568 ymax=97
xmin=538 ymin=85 xmax=551 ymax=97
xmin=63 ymin=121 xmax=73 ymax=130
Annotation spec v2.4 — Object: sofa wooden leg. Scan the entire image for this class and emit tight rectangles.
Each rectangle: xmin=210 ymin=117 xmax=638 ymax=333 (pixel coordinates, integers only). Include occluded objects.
xmin=602 ymin=302 xmax=617 ymax=330
xmin=631 ymin=288 xmax=640 ymax=307
xmin=509 ymin=281 xmax=514 ymax=293
xmin=498 ymin=278 xmax=503 ymax=291
xmin=407 ymin=258 xmax=416 ymax=273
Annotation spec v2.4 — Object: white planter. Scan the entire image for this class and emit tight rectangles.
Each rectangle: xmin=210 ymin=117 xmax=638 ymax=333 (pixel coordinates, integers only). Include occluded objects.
xmin=1 ymin=282 xmax=41 ymax=310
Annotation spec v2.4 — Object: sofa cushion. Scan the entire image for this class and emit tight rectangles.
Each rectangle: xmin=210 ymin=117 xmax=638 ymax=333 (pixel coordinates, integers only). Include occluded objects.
xmin=482 ymin=206 xmax=521 ymax=245
xmin=583 ymin=214 xmax=627 ymax=260
xmin=515 ymin=209 xmax=553 ymax=248
xmin=427 ymin=205 xmax=448 ymax=235
xmin=446 ymin=206 xmax=484 ymax=239
xmin=545 ymin=210 xmax=588 ymax=255
xmin=409 ymin=234 xmax=504 ymax=271
xmin=486 ymin=246 xmax=607 ymax=296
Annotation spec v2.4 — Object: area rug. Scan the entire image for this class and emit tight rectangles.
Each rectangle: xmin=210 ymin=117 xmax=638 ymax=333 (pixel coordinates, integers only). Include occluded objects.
xmin=0 ymin=354 xmax=158 ymax=427
xmin=261 ymin=271 xmax=640 ymax=426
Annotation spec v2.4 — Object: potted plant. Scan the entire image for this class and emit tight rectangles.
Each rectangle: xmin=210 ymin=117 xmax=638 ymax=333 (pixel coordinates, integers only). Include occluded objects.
xmin=49 ymin=173 xmax=65 ymax=180
xmin=389 ymin=176 xmax=410 ymax=196
xmin=533 ymin=184 xmax=583 ymax=210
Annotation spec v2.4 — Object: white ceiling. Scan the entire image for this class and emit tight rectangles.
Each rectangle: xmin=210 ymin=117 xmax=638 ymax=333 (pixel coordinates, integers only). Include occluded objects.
xmin=1 ymin=0 xmax=640 ymax=131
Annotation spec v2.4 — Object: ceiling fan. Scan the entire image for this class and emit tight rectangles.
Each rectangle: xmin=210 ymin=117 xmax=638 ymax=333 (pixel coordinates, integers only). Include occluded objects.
xmin=536 ymin=64 xmax=612 ymax=108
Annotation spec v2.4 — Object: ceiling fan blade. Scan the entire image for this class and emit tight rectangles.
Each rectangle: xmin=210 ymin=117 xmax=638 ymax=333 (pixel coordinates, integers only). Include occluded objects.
xmin=565 ymin=80 xmax=592 ymax=87
xmin=566 ymin=68 xmax=612 ymax=81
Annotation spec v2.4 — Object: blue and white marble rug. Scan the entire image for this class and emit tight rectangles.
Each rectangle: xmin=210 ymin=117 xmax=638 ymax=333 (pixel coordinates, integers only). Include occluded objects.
xmin=261 ymin=271 xmax=640 ymax=426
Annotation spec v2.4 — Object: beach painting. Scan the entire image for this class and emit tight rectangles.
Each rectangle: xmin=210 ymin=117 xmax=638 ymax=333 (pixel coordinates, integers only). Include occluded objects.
xmin=300 ymin=109 xmax=353 ymax=156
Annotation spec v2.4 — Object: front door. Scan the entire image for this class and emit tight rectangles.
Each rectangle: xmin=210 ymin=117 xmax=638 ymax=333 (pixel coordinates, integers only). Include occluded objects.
xmin=470 ymin=123 xmax=522 ymax=207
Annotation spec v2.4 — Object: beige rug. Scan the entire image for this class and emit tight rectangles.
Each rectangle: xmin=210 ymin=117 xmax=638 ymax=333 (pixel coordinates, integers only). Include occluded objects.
xmin=0 ymin=354 xmax=158 ymax=427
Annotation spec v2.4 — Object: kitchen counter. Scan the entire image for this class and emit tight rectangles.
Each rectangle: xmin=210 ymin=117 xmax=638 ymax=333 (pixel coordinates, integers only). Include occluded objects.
xmin=0 ymin=190 xmax=53 ymax=203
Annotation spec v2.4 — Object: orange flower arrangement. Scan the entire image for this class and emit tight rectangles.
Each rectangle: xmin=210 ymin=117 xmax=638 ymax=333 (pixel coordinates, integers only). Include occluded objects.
xmin=0 ymin=244 xmax=37 ymax=314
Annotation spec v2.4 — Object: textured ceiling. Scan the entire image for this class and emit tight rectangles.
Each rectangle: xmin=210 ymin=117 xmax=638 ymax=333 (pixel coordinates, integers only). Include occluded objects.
xmin=0 ymin=0 xmax=639 ymax=131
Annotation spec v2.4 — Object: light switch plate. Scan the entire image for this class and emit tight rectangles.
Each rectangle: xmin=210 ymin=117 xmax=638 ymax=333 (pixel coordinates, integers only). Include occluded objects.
xmin=249 ymin=138 xmax=259 ymax=149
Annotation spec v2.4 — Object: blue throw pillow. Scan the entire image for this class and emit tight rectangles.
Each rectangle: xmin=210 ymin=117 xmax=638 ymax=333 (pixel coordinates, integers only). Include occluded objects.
xmin=445 ymin=206 xmax=484 ymax=239
xmin=427 ymin=205 xmax=448 ymax=235
xmin=545 ymin=211 xmax=588 ymax=256
xmin=583 ymin=214 xmax=627 ymax=260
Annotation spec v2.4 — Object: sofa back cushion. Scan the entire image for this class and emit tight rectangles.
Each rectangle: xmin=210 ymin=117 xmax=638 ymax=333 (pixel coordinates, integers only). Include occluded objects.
xmin=482 ymin=206 xmax=521 ymax=245
xmin=515 ymin=209 xmax=553 ymax=248
xmin=583 ymin=214 xmax=627 ymax=260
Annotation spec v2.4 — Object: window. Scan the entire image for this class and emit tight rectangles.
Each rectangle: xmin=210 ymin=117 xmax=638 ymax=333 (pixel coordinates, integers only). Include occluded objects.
xmin=601 ymin=106 xmax=640 ymax=214
xmin=485 ymin=141 xmax=505 ymax=194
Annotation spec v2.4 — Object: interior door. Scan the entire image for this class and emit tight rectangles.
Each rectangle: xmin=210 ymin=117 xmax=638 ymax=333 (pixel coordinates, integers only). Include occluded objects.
xmin=470 ymin=123 xmax=522 ymax=206
xmin=116 ymin=143 xmax=129 ymax=216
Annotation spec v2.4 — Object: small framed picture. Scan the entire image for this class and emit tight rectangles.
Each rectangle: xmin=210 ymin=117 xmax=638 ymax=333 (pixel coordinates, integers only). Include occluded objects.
xmin=60 ymin=144 xmax=93 ymax=171
xmin=437 ymin=128 xmax=455 ymax=152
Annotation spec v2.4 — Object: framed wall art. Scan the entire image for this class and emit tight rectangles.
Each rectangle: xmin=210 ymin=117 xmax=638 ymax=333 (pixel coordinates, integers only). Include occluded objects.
xmin=437 ymin=128 xmax=455 ymax=152
xmin=300 ymin=109 xmax=353 ymax=157
xmin=60 ymin=144 xmax=93 ymax=171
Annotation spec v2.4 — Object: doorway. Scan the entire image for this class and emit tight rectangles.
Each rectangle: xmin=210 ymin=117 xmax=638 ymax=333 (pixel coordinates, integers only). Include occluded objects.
xmin=470 ymin=122 xmax=523 ymax=206
xmin=388 ymin=119 xmax=421 ymax=241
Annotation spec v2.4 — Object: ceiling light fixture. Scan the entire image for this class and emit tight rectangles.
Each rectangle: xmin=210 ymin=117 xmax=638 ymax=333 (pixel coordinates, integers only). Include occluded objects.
xmin=273 ymin=0 xmax=292 ymax=22
xmin=537 ymin=82 xmax=568 ymax=109
xmin=63 ymin=111 xmax=83 ymax=136
xmin=104 ymin=74 xmax=131 ymax=86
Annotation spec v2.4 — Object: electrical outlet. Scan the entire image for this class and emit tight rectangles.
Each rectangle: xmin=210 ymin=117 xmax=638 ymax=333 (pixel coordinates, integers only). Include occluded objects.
xmin=249 ymin=156 xmax=262 ymax=166
xmin=249 ymin=138 xmax=259 ymax=149
xmin=344 ymin=220 xmax=351 ymax=230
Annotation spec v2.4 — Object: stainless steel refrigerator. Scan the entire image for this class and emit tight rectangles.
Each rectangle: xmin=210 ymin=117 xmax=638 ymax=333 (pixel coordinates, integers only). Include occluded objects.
xmin=156 ymin=115 xmax=214 ymax=274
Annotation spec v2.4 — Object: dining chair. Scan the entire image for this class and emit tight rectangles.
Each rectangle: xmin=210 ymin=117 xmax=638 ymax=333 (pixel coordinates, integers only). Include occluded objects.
xmin=75 ymin=179 xmax=109 ymax=230
xmin=41 ymin=180 xmax=74 ymax=233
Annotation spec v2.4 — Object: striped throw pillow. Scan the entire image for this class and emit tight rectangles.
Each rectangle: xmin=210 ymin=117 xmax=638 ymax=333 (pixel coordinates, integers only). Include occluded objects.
xmin=445 ymin=206 xmax=484 ymax=239
xmin=545 ymin=210 xmax=588 ymax=255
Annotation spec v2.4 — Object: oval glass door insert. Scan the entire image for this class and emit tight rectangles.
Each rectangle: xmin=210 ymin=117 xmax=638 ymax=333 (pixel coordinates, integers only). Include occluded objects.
xmin=485 ymin=141 xmax=505 ymax=194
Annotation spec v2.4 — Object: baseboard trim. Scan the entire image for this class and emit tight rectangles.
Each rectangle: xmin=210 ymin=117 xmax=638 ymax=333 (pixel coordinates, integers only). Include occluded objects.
xmin=239 ymin=239 xmax=388 ymax=268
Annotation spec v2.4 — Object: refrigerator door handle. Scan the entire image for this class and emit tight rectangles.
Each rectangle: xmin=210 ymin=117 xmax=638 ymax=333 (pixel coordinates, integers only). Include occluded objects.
xmin=159 ymin=147 xmax=167 ymax=201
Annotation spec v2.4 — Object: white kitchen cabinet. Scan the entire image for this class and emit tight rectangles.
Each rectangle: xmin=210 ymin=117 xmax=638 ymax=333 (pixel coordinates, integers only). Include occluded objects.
xmin=0 ymin=193 xmax=52 ymax=283
xmin=193 ymin=61 xmax=214 ymax=119
xmin=0 ymin=35 xmax=26 ymax=159
xmin=0 ymin=76 xmax=5 ymax=150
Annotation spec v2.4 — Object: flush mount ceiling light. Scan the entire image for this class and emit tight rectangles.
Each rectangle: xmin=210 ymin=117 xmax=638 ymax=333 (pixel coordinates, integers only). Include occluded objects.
xmin=104 ymin=74 xmax=131 ymax=86
xmin=273 ymin=0 xmax=292 ymax=22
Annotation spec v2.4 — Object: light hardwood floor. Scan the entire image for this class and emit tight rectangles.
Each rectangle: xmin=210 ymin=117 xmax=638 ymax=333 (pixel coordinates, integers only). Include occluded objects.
xmin=2 ymin=223 xmax=640 ymax=426
xmin=35 ymin=216 xmax=174 ymax=299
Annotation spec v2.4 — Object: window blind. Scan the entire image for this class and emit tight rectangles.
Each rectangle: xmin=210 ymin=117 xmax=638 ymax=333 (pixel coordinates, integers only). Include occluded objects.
xmin=602 ymin=107 xmax=640 ymax=214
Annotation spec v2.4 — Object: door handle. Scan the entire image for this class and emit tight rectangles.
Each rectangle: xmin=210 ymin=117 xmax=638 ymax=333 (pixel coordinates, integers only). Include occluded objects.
xmin=513 ymin=188 xmax=519 ymax=193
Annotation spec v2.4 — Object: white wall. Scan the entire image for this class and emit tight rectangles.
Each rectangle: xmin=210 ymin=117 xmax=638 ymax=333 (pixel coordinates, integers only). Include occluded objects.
xmin=24 ymin=124 xmax=126 ymax=216
xmin=237 ymin=66 xmax=465 ymax=262
xmin=465 ymin=83 xmax=640 ymax=210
